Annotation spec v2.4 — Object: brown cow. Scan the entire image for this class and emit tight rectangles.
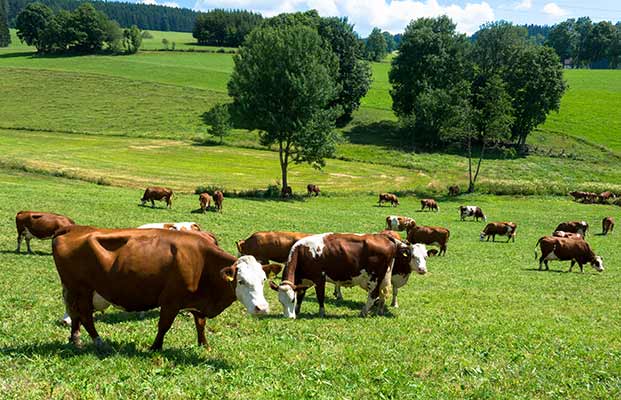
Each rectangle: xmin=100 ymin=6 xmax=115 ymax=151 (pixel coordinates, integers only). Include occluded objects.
xmin=141 ymin=187 xmax=173 ymax=209
xmin=448 ymin=185 xmax=460 ymax=197
xmin=385 ymin=215 xmax=415 ymax=231
xmin=270 ymin=233 xmax=426 ymax=318
xmin=379 ymin=193 xmax=399 ymax=207
xmin=555 ymin=221 xmax=589 ymax=237
xmin=199 ymin=193 xmax=212 ymax=212
xmin=15 ymin=211 xmax=75 ymax=254
xmin=407 ymin=225 xmax=450 ymax=255
xmin=480 ymin=222 xmax=517 ymax=242
xmin=420 ymin=199 xmax=439 ymax=212
xmin=236 ymin=231 xmax=311 ymax=264
xmin=307 ymin=184 xmax=320 ymax=197
xmin=602 ymin=217 xmax=614 ymax=235
xmin=213 ymin=191 xmax=224 ymax=212
xmin=598 ymin=191 xmax=615 ymax=204
xmin=535 ymin=236 xmax=604 ymax=273
xmin=569 ymin=191 xmax=598 ymax=203
xmin=552 ymin=231 xmax=583 ymax=240
xmin=53 ymin=225 xmax=281 ymax=350
xmin=459 ymin=206 xmax=486 ymax=222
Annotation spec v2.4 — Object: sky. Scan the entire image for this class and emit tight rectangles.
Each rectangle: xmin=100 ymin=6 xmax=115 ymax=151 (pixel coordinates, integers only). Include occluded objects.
xmin=137 ymin=0 xmax=621 ymax=36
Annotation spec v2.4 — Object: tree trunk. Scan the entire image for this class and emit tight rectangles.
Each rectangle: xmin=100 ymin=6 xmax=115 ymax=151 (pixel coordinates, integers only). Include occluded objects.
xmin=279 ymin=139 xmax=290 ymax=198
xmin=467 ymin=136 xmax=474 ymax=193
xmin=470 ymin=142 xmax=486 ymax=193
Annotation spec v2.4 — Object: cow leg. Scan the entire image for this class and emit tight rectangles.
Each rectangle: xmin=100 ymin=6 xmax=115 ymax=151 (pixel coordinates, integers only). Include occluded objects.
xmin=295 ymin=288 xmax=307 ymax=316
xmin=440 ymin=244 xmax=447 ymax=256
xmin=151 ymin=199 xmax=155 ymax=208
xmin=191 ymin=311 xmax=209 ymax=350
xmin=333 ymin=284 xmax=343 ymax=301
xmin=151 ymin=306 xmax=179 ymax=351
xmin=316 ymin=273 xmax=326 ymax=317
xmin=69 ymin=317 xmax=82 ymax=347
xmin=77 ymin=296 xmax=104 ymax=348
xmin=16 ymin=231 xmax=23 ymax=253
xmin=391 ymin=286 xmax=399 ymax=308
xmin=568 ymin=260 xmax=575 ymax=272
xmin=26 ymin=237 xmax=32 ymax=254
xmin=360 ymin=279 xmax=380 ymax=317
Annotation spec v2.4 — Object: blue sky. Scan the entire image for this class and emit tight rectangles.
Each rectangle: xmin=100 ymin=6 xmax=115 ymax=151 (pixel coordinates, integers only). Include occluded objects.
xmin=138 ymin=0 xmax=621 ymax=36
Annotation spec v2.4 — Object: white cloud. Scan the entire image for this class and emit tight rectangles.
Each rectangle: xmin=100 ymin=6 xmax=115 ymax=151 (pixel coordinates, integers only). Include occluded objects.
xmin=141 ymin=0 xmax=180 ymax=7
xmin=192 ymin=0 xmax=495 ymax=36
xmin=514 ymin=0 xmax=532 ymax=10
xmin=542 ymin=3 xmax=568 ymax=18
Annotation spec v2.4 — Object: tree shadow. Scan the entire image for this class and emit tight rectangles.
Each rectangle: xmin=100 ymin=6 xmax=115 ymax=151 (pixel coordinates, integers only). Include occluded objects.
xmin=137 ymin=204 xmax=170 ymax=210
xmin=0 ymin=51 xmax=36 ymax=59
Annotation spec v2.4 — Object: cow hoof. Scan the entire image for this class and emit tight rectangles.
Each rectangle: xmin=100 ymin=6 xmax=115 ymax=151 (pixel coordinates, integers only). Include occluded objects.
xmin=318 ymin=309 xmax=325 ymax=318
xmin=359 ymin=310 xmax=368 ymax=318
xmin=69 ymin=336 xmax=82 ymax=348
xmin=391 ymin=302 xmax=398 ymax=308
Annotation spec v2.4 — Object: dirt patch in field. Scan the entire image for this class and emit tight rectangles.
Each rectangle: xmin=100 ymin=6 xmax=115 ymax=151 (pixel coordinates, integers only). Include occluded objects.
xmin=330 ymin=173 xmax=360 ymax=179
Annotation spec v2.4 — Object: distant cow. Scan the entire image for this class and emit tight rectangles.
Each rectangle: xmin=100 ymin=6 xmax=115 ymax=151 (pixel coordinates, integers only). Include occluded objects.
xmin=480 ymin=222 xmax=517 ymax=242
xmin=213 ymin=191 xmax=224 ymax=212
xmin=281 ymin=186 xmax=293 ymax=198
xmin=237 ymin=231 xmax=311 ymax=264
xmin=141 ymin=187 xmax=173 ymax=209
xmin=15 ymin=211 xmax=75 ymax=254
xmin=555 ymin=221 xmax=589 ymax=237
xmin=139 ymin=222 xmax=201 ymax=232
xmin=569 ymin=191 xmax=598 ymax=204
xmin=459 ymin=206 xmax=486 ymax=222
xmin=598 ymin=191 xmax=615 ymax=204
xmin=385 ymin=216 xmax=415 ymax=231
xmin=407 ymin=225 xmax=450 ymax=255
xmin=552 ymin=231 xmax=583 ymax=240
xmin=307 ymin=184 xmax=320 ymax=197
xmin=420 ymin=199 xmax=439 ymax=212
xmin=448 ymin=185 xmax=460 ymax=197
xmin=379 ymin=193 xmax=399 ymax=207
xmin=53 ymin=225 xmax=280 ymax=350
xmin=199 ymin=193 xmax=212 ymax=212
xmin=535 ymin=236 xmax=604 ymax=273
xmin=602 ymin=217 xmax=614 ymax=235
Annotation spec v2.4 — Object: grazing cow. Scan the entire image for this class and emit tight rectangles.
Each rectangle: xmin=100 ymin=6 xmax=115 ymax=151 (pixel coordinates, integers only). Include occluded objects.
xmin=385 ymin=216 xmax=415 ymax=231
xmin=552 ymin=231 xmax=583 ymax=240
xmin=602 ymin=217 xmax=614 ymax=235
xmin=459 ymin=206 xmax=486 ymax=222
xmin=379 ymin=193 xmax=399 ymax=207
xmin=141 ymin=187 xmax=173 ymax=209
xmin=213 ymin=191 xmax=224 ymax=212
xmin=448 ymin=185 xmax=460 ymax=197
xmin=271 ymin=233 xmax=425 ymax=318
xmin=555 ymin=221 xmax=589 ymax=237
xmin=307 ymin=184 xmax=320 ymax=197
xmin=15 ymin=211 xmax=75 ymax=254
xmin=236 ymin=231 xmax=311 ymax=264
xmin=480 ymin=222 xmax=517 ymax=242
xmin=407 ymin=225 xmax=450 ymax=255
xmin=199 ymin=193 xmax=212 ymax=212
xmin=420 ymin=199 xmax=439 ymax=212
xmin=569 ymin=191 xmax=598 ymax=204
xmin=598 ymin=191 xmax=615 ymax=204
xmin=53 ymin=225 xmax=280 ymax=350
xmin=535 ymin=236 xmax=604 ymax=273
xmin=379 ymin=230 xmax=401 ymax=240
xmin=281 ymin=186 xmax=293 ymax=198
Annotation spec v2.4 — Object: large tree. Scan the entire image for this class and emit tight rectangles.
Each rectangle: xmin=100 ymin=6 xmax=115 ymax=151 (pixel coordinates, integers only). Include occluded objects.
xmin=15 ymin=2 xmax=52 ymax=51
xmin=547 ymin=19 xmax=577 ymax=62
xmin=473 ymin=21 xmax=528 ymax=74
xmin=228 ymin=24 xmax=340 ymax=196
xmin=0 ymin=0 xmax=9 ymax=47
xmin=365 ymin=27 xmax=387 ymax=61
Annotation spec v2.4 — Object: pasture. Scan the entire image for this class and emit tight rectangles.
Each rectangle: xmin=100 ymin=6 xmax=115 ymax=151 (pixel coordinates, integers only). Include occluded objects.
xmin=0 ymin=170 xmax=620 ymax=398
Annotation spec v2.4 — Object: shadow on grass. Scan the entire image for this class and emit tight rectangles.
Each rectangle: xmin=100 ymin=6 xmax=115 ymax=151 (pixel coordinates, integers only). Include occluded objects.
xmin=137 ymin=204 xmax=171 ymax=210
xmin=523 ymin=267 xmax=567 ymax=274
xmin=190 ymin=207 xmax=218 ymax=214
xmin=0 ymin=51 xmax=36 ymax=59
xmin=0 ymin=249 xmax=52 ymax=256
xmin=96 ymin=310 xmax=159 ymax=324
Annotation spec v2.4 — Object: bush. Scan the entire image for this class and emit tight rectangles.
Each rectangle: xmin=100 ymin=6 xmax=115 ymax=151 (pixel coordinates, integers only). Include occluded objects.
xmin=195 ymin=183 xmax=289 ymax=199
xmin=141 ymin=30 xmax=153 ymax=39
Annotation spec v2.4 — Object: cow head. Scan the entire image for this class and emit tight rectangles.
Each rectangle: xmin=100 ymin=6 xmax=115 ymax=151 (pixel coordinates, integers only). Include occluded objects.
xmin=220 ymin=256 xmax=271 ymax=315
xmin=591 ymin=256 xmax=604 ymax=272
xmin=269 ymin=280 xmax=297 ymax=318
xmin=398 ymin=243 xmax=427 ymax=274
xmin=479 ymin=231 xmax=486 ymax=241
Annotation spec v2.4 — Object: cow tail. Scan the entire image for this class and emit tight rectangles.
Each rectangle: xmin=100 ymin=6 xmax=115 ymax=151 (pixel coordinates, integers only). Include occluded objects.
xmin=534 ymin=237 xmax=544 ymax=260
xmin=236 ymin=240 xmax=244 ymax=255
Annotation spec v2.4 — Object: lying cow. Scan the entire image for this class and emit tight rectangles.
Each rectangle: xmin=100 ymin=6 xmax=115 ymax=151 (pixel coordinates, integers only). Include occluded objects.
xmin=385 ymin=216 xmax=415 ymax=231
xmin=555 ymin=221 xmax=589 ymax=237
xmin=15 ymin=211 xmax=75 ymax=254
xmin=53 ymin=225 xmax=280 ymax=350
xmin=271 ymin=233 xmax=425 ymax=318
xmin=459 ymin=206 xmax=486 ymax=222
xmin=213 ymin=191 xmax=224 ymax=212
xmin=420 ymin=199 xmax=439 ymax=212
xmin=236 ymin=231 xmax=311 ymax=264
xmin=141 ymin=187 xmax=173 ymax=209
xmin=552 ymin=231 xmax=583 ymax=240
xmin=602 ymin=217 xmax=614 ymax=235
xmin=407 ymin=225 xmax=450 ymax=255
xmin=199 ymin=193 xmax=212 ymax=212
xmin=379 ymin=193 xmax=399 ymax=207
xmin=480 ymin=222 xmax=517 ymax=242
xmin=535 ymin=236 xmax=604 ymax=273
xmin=307 ymin=184 xmax=320 ymax=197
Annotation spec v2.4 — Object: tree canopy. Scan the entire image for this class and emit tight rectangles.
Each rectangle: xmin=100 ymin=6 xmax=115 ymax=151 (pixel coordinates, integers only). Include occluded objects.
xmin=0 ymin=0 xmax=10 ymax=47
xmin=192 ymin=9 xmax=262 ymax=47
xmin=365 ymin=27 xmax=387 ymax=61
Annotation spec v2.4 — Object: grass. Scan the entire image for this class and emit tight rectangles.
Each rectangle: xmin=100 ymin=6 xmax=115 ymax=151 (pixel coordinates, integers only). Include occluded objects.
xmin=0 ymin=169 xmax=620 ymax=398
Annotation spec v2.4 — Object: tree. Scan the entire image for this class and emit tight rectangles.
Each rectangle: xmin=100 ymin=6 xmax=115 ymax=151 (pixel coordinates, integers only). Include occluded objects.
xmin=588 ymin=21 xmax=615 ymax=65
xmin=473 ymin=21 xmax=528 ymax=74
xmin=69 ymin=3 xmax=107 ymax=52
xmin=365 ymin=27 xmax=387 ymax=61
xmin=228 ymin=24 xmax=340 ymax=196
xmin=122 ymin=24 xmax=141 ymax=54
xmin=575 ymin=17 xmax=593 ymax=67
xmin=610 ymin=23 xmax=621 ymax=68
xmin=161 ymin=37 xmax=169 ymax=49
xmin=15 ymin=2 xmax=53 ymax=52
xmin=383 ymin=31 xmax=396 ymax=52
xmin=204 ymin=103 xmax=231 ymax=144
xmin=0 ymin=0 xmax=10 ymax=47
xmin=547 ymin=19 xmax=577 ymax=62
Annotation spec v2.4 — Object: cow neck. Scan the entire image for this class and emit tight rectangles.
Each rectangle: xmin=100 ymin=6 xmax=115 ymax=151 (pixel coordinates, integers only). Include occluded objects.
xmin=280 ymin=262 xmax=296 ymax=287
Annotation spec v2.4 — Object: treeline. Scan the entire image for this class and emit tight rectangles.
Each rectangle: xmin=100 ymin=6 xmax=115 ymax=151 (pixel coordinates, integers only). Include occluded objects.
xmin=547 ymin=17 xmax=621 ymax=68
xmin=192 ymin=9 xmax=261 ymax=47
xmin=8 ymin=0 xmax=197 ymax=32
xmin=15 ymin=2 xmax=142 ymax=54
xmin=1 ymin=0 xmax=9 ymax=46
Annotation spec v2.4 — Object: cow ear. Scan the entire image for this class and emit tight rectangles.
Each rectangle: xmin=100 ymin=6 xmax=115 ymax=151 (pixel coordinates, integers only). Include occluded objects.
xmin=220 ymin=265 xmax=237 ymax=282
xmin=262 ymin=264 xmax=282 ymax=279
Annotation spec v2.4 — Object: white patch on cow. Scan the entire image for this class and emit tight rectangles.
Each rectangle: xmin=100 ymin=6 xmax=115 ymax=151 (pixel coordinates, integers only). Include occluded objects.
xmin=409 ymin=243 xmax=428 ymax=274
xmin=391 ymin=273 xmax=409 ymax=289
xmin=506 ymin=226 xmax=513 ymax=234
xmin=388 ymin=216 xmax=399 ymax=230
xmin=235 ymin=255 xmax=270 ymax=315
xmin=277 ymin=285 xmax=296 ymax=318
xmin=544 ymin=251 xmax=559 ymax=261
xmin=361 ymin=278 xmax=378 ymax=317
xmin=287 ymin=233 xmax=331 ymax=263
xmin=137 ymin=222 xmax=200 ymax=231
xmin=592 ymin=256 xmax=604 ymax=272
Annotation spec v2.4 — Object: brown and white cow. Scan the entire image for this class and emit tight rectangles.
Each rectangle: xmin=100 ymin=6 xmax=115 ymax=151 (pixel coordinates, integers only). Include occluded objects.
xmin=459 ymin=206 xmax=486 ymax=222
xmin=379 ymin=193 xmax=399 ymax=207
xmin=420 ymin=199 xmax=439 ymax=212
xmin=407 ymin=225 xmax=450 ymax=255
xmin=535 ymin=236 xmax=604 ymax=273
xmin=602 ymin=217 xmax=614 ymax=235
xmin=15 ymin=211 xmax=75 ymax=254
xmin=385 ymin=215 xmax=415 ymax=231
xmin=307 ymin=184 xmax=320 ymax=197
xmin=53 ymin=225 xmax=280 ymax=350
xmin=480 ymin=222 xmax=517 ymax=242
xmin=271 ymin=233 xmax=425 ymax=318
xmin=141 ymin=187 xmax=173 ymax=209
xmin=598 ymin=191 xmax=615 ymax=204
xmin=138 ymin=222 xmax=201 ymax=232
xmin=199 ymin=193 xmax=212 ymax=212
xmin=213 ymin=191 xmax=224 ymax=212
xmin=555 ymin=221 xmax=589 ymax=237
xmin=552 ymin=231 xmax=583 ymax=240
xmin=236 ymin=231 xmax=311 ymax=264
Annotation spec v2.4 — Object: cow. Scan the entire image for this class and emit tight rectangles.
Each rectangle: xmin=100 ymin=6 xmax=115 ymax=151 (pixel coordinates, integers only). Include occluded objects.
xmin=420 ymin=199 xmax=439 ymax=212
xmin=480 ymin=222 xmax=517 ymax=242
xmin=307 ymin=184 xmax=320 ymax=197
xmin=407 ymin=225 xmax=450 ymax=256
xmin=236 ymin=231 xmax=311 ymax=264
xmin=552 ymin=231 xmax=583 ymax=240
xmin=379 ymin=193 xmax=399 ymax=207
xmin=213 ymin=191 xmax=224 ymax=212
xmin=555 ymin=221 xmax=589 ymax=237
xmin=281 ymin=186 xmax=293 ymax=198
xmin=379 ymin=230 xmax=401 ymax=240
xmin=598 ymin=191 xmax=615 ymax=204
xmin=199 ymin=193 xmax=212 ymax=212
xmin=53 ymin=225 xmax=281 ymax=350
xmin=535 ymin=236 xmax=604 ymax=273
xmin=569 ymin=191 xmax=598 ymax=203
xmin=448 ymin=185 xmax=460 ymax=197
xmin=602 ymin=217 xmax=614 ymax=235
xmin=138 ymin=222 xmax=201 ymax=232
xmin=270 ymin=233 xmax=426 ymax=318
xmin=15 ymin=211 xmax=75 ymax=254
xmin=385 ymin=216 xmax=415 ymax=231
xmin=141 ymin=187 xmax=173 ymax=209
xmin=459 ymin=206 xmax=486 ymax=222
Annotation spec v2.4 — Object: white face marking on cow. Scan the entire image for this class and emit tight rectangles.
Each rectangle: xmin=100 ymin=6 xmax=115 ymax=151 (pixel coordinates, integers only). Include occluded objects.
xmin=409 ymin=243 xmax=428 ymax=274
xmin=287 ymin=233 xmax=331 ymax=262
xmin=277 ymin=285 xmax=296 ymax=318
xmin=388 ymin=216 xmax=399 ymax=230
xmin=391 ymin=273 xmax=409 ymax=289
xmin=235 ymin=256 xmax=270 ymax=315
xmin=479 ymin=232 xmax=486 ymax=241
xmin=592 ymin=256 xmax=604 ymax=272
